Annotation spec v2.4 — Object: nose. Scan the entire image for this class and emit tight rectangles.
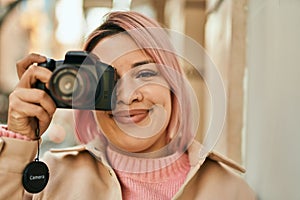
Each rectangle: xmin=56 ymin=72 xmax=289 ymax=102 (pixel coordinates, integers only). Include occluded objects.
xmin=116 ymin=77 xmax=143 ymax=105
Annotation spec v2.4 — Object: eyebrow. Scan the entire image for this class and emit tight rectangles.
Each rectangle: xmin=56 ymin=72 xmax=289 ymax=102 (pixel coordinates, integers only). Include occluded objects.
xmin=132 ymin=60 xmax=154 ymax=68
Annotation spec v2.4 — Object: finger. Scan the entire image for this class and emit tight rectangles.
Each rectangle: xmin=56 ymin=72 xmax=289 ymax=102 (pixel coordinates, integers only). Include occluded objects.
xmin=16 ymin=53 xmax=47 ymax=79
xmin=12 ymin=88 xmax=56 ymax=117
xmin=8 ymin=97 xmax=52 ymax=137
xmin=17 ymin=65 xmax=52 ymax=88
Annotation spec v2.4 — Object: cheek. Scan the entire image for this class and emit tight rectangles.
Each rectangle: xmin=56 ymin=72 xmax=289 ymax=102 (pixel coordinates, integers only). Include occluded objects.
xmin=144 ymin=85 xmax=172 ymax=123
xmin=145 ymin=85 xmax=172 ymax=107
xmin=94 ymin=111 xmax=106 ymax=122
xmin=93 ymin=111 xmax=113 ymax=132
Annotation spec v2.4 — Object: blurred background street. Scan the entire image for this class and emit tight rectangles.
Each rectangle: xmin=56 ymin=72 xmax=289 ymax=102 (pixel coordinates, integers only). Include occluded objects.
xmin=1 ymin=1 xmax=299 ymax=199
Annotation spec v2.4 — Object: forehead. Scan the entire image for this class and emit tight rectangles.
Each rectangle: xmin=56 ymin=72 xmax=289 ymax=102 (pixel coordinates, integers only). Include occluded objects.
xmin=91 ymin=33 xmax=144 ymax=64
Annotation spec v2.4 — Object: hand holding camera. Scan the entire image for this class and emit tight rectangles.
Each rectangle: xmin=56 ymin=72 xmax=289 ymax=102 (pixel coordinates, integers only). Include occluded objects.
xmin=7 ymin=51 xmax=117 ymax=139
xmin=35 ymin=51 xmax=117 ymax=110
xmin=8 ymin=53 xmax=55 ymax=139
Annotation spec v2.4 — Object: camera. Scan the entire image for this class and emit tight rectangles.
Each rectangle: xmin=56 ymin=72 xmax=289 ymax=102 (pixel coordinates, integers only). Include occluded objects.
xmin=36 ymin=51 xmax=117 ymax=110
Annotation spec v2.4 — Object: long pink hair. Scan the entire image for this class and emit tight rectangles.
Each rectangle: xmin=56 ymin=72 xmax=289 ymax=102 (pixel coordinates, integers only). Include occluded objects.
xmin=74 ymin=11 xmax=196 ymax=151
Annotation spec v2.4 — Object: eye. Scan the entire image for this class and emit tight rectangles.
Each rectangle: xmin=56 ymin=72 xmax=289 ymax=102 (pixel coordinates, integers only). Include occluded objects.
xmin=136 ymin=70 xmax=158 ymax=78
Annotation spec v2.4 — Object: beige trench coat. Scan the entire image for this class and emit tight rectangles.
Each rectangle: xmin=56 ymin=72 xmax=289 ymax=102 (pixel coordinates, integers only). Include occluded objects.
xmin=0 ymin=136 xmax=256 ymax=200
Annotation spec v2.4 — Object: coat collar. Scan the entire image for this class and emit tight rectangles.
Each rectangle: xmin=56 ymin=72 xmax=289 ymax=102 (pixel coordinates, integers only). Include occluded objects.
xmin=184 ymin=140 xmax=245 ymax=173
xmin=50 ymin=137 xmax=245 ymax=173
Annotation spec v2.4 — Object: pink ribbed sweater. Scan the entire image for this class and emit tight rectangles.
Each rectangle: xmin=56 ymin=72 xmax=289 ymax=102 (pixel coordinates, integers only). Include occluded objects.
xmin=106 ymin=146 xmax=191 ymax=200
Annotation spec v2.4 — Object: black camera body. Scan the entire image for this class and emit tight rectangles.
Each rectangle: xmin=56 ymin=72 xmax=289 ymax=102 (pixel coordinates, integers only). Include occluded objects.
xmin=36 ymin=51 xmax=117 ymax=110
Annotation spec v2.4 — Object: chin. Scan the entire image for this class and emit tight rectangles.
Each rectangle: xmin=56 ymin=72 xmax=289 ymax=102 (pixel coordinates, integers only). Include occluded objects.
xmin=111 ymin=136 xmax=160 ymax=153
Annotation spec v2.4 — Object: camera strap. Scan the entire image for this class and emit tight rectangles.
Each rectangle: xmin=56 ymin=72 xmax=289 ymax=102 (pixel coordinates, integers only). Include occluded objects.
xmin=22 ymin=120 xmax=49 ymax=193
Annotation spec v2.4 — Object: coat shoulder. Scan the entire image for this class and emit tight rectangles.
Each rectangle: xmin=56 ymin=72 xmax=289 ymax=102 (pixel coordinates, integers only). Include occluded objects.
xmin=207 ymin=151 xmax=246 ymax=173
xmin=180 ymin=152 xmax=257 ymax=199
xmin=49 ymin=144 xmax=86 ymax=154
xmin=42 ymin=145 xmax=92 ymax=166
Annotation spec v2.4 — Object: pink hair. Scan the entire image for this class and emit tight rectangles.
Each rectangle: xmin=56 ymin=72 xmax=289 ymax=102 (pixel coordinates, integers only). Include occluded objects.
xmin=75 ymin=11 xmax=195 ymax=151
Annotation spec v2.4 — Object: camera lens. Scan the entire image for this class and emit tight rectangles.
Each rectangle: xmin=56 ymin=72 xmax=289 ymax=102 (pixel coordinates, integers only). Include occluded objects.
xmin=50 ymin=67 xmax=79 ymax=104
xmin=49 ymin=64 xmax=97 ymax=108
xmin=58 ymin=73 xmax=78 ymax=96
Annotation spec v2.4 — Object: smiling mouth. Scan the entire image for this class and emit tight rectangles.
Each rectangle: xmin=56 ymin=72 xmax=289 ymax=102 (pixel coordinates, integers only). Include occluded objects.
xmin=109 ymin=109 xmax=152 ymax=124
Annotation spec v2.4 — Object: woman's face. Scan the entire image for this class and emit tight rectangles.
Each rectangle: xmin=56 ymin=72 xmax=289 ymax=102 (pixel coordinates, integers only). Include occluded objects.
xmin=92 ymin=34 xmax=172 ymax=153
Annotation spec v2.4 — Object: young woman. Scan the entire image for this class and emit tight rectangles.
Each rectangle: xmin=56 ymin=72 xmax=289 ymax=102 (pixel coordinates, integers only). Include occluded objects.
xmin=0 ymin=11 xmax=256 ymax=199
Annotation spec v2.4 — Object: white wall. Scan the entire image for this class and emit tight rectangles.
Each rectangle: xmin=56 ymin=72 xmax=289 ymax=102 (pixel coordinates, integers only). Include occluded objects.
xmin=245 ymin=0 xmax=300 ymax=199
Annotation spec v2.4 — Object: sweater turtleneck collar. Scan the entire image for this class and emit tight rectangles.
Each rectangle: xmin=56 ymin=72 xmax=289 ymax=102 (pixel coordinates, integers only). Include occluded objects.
xmin=106 ymin=144 xmax=190 ymax=175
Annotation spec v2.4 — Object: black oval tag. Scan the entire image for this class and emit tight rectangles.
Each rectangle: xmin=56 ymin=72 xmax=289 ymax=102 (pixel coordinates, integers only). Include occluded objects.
xmin=22 ymin=161 xmax=49 ymax=193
